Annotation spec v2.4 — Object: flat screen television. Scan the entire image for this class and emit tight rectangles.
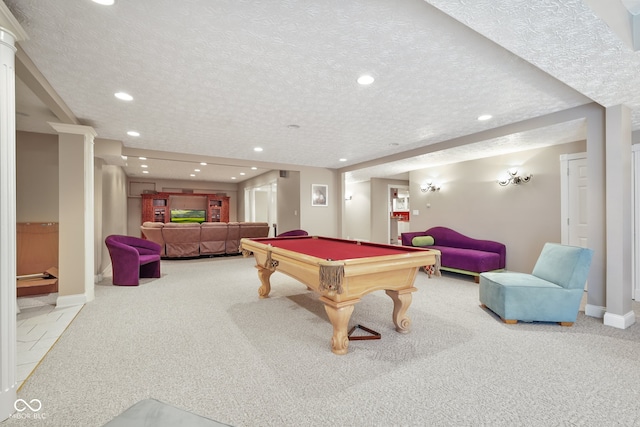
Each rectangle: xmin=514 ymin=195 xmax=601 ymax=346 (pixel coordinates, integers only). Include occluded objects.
xmin=170 ymin=209 xmax=206 ymax=223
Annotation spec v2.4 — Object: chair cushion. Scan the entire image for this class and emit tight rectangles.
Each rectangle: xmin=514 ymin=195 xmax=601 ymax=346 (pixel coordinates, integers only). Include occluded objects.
xmin=139 ymin=254 xmax=161 ymax=265
xmin=434 ymin=246 xmax=501 ymax=273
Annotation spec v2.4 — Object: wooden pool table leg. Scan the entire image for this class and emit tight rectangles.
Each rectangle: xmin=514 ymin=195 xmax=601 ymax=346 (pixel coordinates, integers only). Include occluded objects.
xmin=385 ymin=287 xmax=417 ymax=333
xmin=255 ymin=265 xmax=274 ymax=298
xmin=321 ymin=297 xmax=358 ymax=355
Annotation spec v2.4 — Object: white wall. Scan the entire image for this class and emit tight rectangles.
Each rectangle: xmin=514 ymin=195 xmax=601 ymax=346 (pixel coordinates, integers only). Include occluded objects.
xmin=299 ymin=167 xmax=339 ymax=237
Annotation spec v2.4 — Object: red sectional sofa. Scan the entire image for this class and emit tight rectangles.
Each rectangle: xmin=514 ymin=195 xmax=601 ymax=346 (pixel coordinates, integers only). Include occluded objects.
xmin=401 ymin=226 xmax=506 ymax=282
xmin=140 ymin=221 xmax=270 ymax=258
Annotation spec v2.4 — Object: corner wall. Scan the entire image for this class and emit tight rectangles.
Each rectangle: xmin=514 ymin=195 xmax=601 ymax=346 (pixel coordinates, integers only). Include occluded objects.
xmin=100 ymin=165 xmax=127 ymax=274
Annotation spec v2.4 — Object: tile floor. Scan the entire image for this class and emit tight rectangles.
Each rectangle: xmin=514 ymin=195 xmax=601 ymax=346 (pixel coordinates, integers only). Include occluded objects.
xmin=16 ymin=294 xmax=83 ymax=389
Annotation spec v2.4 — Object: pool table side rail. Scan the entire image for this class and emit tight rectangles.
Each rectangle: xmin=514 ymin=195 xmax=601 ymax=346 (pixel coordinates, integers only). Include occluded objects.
xmin=240 ymin=237 xmax=439 ymax=300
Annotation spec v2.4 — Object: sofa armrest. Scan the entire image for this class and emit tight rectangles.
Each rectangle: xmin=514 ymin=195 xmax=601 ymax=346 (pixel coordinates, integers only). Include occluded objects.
xmin=106 ymin=239 xmax=140 ymax=262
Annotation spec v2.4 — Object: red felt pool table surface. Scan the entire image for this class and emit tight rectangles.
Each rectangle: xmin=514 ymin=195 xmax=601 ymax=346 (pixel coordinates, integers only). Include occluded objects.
xmin=248 ymin=235 xmax=427 ymax=261
xmin=240 ymin=236 xmax=440 ymax=355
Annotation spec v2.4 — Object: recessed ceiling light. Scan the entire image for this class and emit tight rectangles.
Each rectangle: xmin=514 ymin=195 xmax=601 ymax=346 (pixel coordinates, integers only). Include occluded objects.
xmin=254 ymin=147 xmax=263 ymax=152
xmin=240 ymin=172 xmax=246 ymax=176
xmin=478 ymin=114 xmax=493 ymax=121
xmin=92 ymin=0 xmax=114 ymax=5
xmin=389 ymin=142 xmax=399 ymax=146
xmin=200 ymin=162 xmax=207 ymax=166
xmin=231 ymin=177 xmax=237 ymax=180
xmin=121 ymin=155 xmax=127 ymax=160
xmin=251 ymin=167 xmax=257 ymax=170
xmin=190 ymin=174 xmax=196 ymax=177
xmin=357 ymin=75 xmax=375 ymax=85
xmin=141 ymin=165 xmax=148 ymax=168
xmin=194 ymin=169 xmax=200 ymax=172
xmin=142 ymin=170 xmax=149 ymax=174
xmin=138 ymin=156 xmax=146 ymax=160
xmin=127 ymin=131 xmax=140 ymax=137
xmin=114 ymin=92 xmax=133 ymax=101
xmin=339 ymin=158 xmax=347 ymax=162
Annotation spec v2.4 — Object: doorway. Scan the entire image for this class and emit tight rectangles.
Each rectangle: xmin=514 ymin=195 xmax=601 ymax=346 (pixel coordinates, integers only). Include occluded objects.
xmin=244 ymin=181 xmax=277 ymax=236
xmin=388 ymin=185 xmax=410 ymax=245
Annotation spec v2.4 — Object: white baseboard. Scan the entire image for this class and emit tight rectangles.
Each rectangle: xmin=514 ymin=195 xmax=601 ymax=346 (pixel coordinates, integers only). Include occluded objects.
xmin=56 ymin=293 xmax=87 ymax=309
xmin=604 ymin=310 xmax=637 ymax=329
xmin=585 ymin=304 xmax=606 ymax=318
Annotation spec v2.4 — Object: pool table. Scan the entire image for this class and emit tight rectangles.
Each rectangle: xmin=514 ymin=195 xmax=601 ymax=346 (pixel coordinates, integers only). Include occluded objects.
xmin=240 ymin=236 xmax=440 ymax=355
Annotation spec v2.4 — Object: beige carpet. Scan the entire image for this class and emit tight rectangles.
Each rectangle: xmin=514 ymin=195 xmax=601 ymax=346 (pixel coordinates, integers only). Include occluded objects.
xmin=5 ymin=255 xmax=640 ymax=426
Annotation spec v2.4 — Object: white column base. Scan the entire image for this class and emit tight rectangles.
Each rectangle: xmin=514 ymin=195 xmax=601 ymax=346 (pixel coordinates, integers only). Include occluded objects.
xmin=0 ymin=384 xmax=16 ymax=422
xmin=604 ymin=310 xmax=636 ymax=329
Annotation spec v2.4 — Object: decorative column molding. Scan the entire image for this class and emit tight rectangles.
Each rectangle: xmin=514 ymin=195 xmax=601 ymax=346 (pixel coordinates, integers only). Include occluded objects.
xmin=49 ymin=123 xmax=97 ymax=307
xmin=0 ymin=4 xmax=29 ymax=421
xmin=0 ymin=26 xmax=19 ymax=424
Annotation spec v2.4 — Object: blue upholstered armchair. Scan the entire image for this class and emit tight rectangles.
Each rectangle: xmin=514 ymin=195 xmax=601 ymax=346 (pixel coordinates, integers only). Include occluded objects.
xmin=479 ymin=243 xmax=593 ymax=326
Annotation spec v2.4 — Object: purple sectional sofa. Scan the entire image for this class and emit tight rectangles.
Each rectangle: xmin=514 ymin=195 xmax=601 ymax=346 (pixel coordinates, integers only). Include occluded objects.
xmin=401 ymin=226 xmax=506 ymax=282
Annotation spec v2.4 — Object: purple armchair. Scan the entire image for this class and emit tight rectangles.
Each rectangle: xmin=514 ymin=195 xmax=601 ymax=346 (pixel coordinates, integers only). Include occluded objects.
xmin=276 ymin=229 xmax=309 ymax=237
xmin=105 ymin=235 xmax=162 ymax=286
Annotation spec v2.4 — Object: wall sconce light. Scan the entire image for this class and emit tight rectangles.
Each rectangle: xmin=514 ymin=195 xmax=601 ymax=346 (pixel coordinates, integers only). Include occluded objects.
xmin=498 ymin=168 xmax=532 ymax=186
xmin=420 ymin=181 xmax=440 ymax=193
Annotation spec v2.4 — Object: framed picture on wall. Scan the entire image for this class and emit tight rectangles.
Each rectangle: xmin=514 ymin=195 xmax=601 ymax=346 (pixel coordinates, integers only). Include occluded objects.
xmin=311 ymin=184 xmax=328 ymax=207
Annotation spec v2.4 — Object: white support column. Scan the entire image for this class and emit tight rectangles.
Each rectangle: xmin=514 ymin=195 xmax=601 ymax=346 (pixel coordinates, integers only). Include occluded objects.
xmin=0 ymin=28 xmax=17 ymax=423
xmin=603 ymin=105 xmax=636 ymax=328
xmin=49 ymin=123 xmax=97 ymax=307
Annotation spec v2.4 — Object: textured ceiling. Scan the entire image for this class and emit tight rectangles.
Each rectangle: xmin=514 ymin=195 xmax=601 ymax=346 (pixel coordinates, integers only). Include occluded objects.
xmin=5 ymin=0 xmax=638 ymax=183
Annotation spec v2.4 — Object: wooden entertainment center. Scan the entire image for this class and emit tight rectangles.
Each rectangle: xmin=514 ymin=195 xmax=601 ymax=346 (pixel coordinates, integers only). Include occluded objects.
xmin=141 ymin=192 xmax=230 ymax=223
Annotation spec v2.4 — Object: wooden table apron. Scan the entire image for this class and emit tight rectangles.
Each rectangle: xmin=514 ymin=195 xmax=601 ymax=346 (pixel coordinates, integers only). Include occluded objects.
xmin=240 ymin=237 xmax=438 ymax=355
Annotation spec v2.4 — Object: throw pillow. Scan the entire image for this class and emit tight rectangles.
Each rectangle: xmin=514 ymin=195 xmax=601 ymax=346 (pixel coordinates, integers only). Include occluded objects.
xmin=412 ymin=235 xmax=435 ymax=247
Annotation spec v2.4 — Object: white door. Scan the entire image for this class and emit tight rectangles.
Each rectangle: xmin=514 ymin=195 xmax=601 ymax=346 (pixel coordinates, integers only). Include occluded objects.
xmin=561 ymin=153 xmax=588 ymax=291
xmin=561 ymin=154 xmax=588 ymax=248
xmin=568 ymin=157 xmax=589 ymax=248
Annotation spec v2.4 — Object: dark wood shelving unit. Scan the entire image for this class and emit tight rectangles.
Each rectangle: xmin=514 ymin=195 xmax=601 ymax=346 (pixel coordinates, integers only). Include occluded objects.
xmin=141 ymin=192 xmax=230 ymax=224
